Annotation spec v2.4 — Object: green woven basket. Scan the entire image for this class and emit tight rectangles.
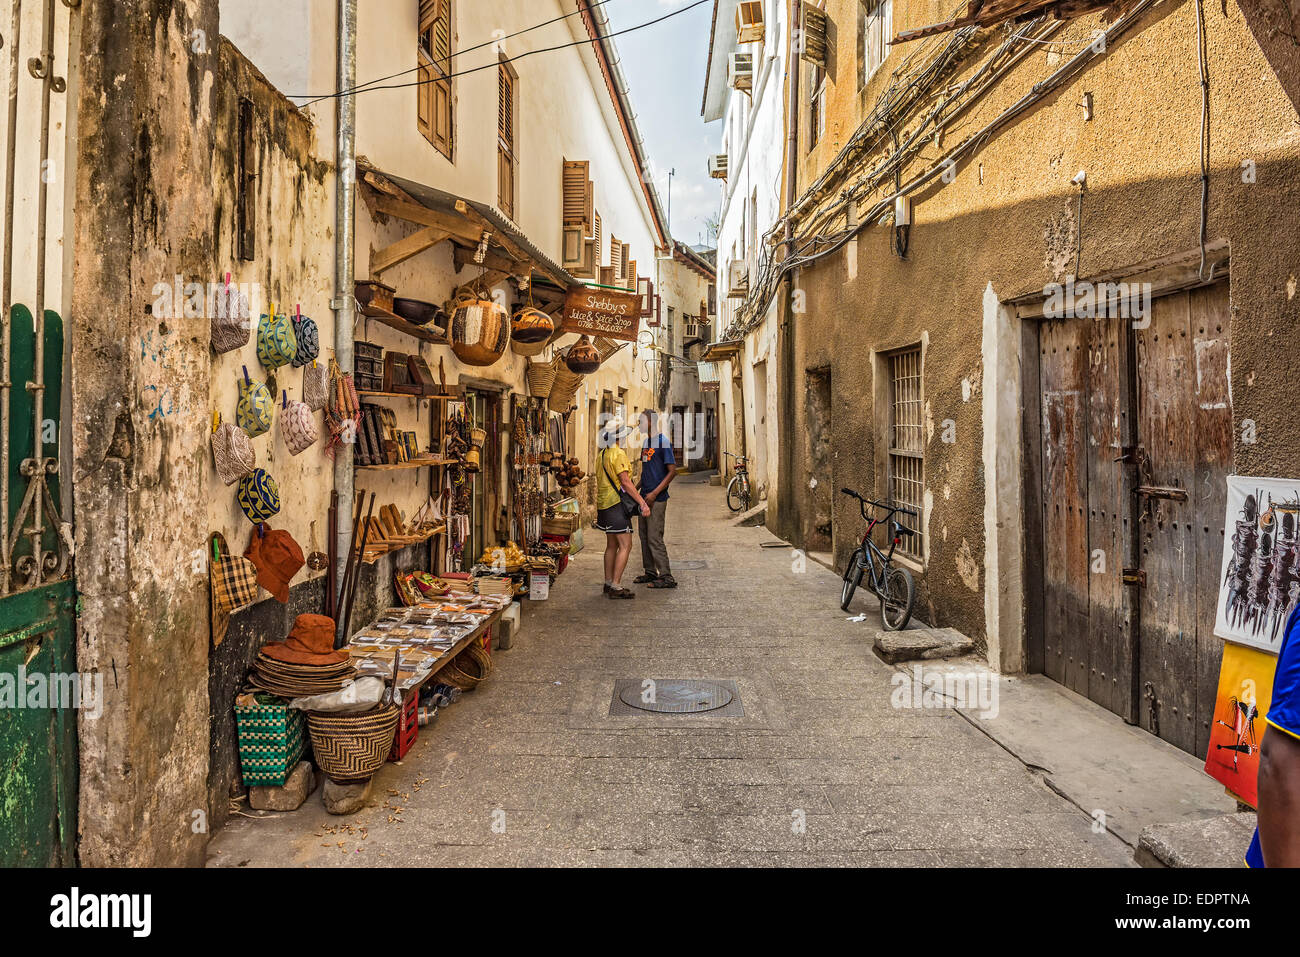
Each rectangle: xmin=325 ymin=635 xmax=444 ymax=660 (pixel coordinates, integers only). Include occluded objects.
xmin=235 ymin=694 xmax=306 ymax=787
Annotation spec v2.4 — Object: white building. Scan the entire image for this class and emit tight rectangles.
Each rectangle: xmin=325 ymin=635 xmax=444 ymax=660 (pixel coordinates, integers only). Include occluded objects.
xmin=220 ymin=0 xmax=671 ymax=547
xmin=700 ymin=0 xmax=788 ymax=503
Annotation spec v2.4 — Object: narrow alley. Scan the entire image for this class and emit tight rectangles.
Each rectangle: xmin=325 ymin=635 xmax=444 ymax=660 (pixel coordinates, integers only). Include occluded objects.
xmin=209 ymin=476 xmax=1132 ymax=867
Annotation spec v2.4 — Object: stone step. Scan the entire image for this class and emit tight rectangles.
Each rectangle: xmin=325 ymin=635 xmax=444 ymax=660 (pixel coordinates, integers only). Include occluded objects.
xmin=873 ymin=626 xmax=975 ymax=663
xmin=1136 ymin=813 xmax=1255 ymax=868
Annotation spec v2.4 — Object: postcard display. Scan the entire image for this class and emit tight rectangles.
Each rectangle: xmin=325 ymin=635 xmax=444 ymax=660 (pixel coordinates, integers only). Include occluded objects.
xmin=1204 ymin=475 xmax=1300 ymax=805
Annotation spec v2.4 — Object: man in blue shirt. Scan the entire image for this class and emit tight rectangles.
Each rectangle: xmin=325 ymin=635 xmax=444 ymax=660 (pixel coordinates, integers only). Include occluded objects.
xmin=634 ymin=410 xmax=677 ymax=588
xmin=1250 ymin=603 xmax=1300 ymax=866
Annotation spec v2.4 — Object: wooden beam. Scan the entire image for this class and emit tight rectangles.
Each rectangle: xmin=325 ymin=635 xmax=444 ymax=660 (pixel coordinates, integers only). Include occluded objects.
xmin=452 ymin=199 xmax=559 ymax=284
xmin=370 ymin=194 xmax=483 ymax=245
xmin=371 ymin=226 xmax=449 ymax=275
xmin=452 ymin=243 xmax=527 ymax=277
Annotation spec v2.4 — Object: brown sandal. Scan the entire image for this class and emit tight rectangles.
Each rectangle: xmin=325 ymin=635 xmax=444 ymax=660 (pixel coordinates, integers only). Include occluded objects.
xmin=606 ymin=586 xmax=636 ymax=599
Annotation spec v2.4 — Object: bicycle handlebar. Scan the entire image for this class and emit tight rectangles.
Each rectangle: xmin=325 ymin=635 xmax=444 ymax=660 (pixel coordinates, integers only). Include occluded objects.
xmin=840 ymin=486 xmax=918 ymax=519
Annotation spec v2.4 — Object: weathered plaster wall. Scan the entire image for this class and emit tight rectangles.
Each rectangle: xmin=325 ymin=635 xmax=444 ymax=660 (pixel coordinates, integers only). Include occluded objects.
xmin=204 ymin=38 xmax=340 ymax=822
xmin=781 ymin=0 xmax=1300 ymax=658
xmin=70 ymin=0 xmax=220 ymax=867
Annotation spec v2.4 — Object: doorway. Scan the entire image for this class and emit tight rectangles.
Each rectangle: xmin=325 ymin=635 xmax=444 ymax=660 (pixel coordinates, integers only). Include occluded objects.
xmin=805 ymin=366 xmax=833 ymax=552
xmin=1030 ymin=279 xmax=1233 ymax=756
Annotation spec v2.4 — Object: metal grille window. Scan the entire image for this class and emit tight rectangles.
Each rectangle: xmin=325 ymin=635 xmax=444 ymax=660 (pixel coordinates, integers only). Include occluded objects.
xmin=888 ymin=346 xmax=923 ymax=557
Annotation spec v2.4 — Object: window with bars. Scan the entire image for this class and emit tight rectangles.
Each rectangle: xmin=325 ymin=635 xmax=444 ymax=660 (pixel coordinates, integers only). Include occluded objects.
xmin=857 ymin=0 xmax=893 ymax=90
xmin=418 ymin=0 xmax=453 ymax=159
xmin=888 ymin=346 xmax=923 ymax=558
xmin=497 ymin=61 xmax=515 ymax=218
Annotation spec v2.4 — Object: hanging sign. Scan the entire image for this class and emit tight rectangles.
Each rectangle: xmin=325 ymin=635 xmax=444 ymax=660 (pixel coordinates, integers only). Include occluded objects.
xmin=561 ymin=287 xmax=641 ymax=341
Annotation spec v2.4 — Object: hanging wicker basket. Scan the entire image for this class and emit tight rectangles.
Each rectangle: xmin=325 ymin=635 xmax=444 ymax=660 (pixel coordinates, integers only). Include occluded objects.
xmin=526 ymin=355 xmax=558 ymax=396
xmin=594 ymin=337 xmax=622 ymax=361
xmin=548 ymin=361 xmax=584 ymax=413
xmin=307 ymin=703 xmax=401 ymax=783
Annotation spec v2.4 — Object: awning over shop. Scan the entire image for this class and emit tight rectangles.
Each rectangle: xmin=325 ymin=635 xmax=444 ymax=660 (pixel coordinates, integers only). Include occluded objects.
xmin=701 ymin=339 xmax=742 ymax=362
xmin=358 ymin=162 xmax=576 ymax=307
xmin=893 ymin=0 xmax=1131 ymax=43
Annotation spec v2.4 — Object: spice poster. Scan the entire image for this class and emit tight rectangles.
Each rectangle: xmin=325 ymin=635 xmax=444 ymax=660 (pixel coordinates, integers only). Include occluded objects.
xmin=1204 ymin=640 xmax=1277 ymax=807
xmin=1214 ymin=475 xmax=1300 ymax=652
xmin=561 ymin=287 xmax=641 ymax=341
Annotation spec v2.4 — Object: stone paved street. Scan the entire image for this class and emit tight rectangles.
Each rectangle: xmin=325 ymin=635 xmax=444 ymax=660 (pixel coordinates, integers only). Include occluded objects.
xmin=208 ymin=474 xmax=1133 ymax=867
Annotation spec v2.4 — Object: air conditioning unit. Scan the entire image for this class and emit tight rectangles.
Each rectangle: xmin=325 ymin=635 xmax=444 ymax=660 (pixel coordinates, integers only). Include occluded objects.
xmin=707 ymin=154 xmax=729 ymax=180
xmin=729 ymin=52 xmax=754 ymax=91
xmin=800 ymin=3 xmax=829 ymax=68
xmin=727 ymin=260 xmax=750 ymax=297
xmin=685 ymin=322 xmax=709 ymax=341
xmin=736 ymin=0 xmax=766 ymax=44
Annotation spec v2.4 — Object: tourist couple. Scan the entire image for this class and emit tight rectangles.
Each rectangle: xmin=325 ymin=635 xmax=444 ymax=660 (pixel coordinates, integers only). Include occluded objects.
xmin=593 ymin=409 xmax=676 ymax=599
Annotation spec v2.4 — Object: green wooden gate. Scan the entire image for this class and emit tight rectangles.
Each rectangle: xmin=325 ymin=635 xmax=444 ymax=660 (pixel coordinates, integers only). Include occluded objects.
xmin=0 ymin=306 xmax=75 ymax=866
xmin=1 ymin=0 xmax=79 ymax=867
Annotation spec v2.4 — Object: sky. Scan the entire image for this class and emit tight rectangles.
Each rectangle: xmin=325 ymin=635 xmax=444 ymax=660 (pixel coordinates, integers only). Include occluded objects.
xmin=603 ymin=0 xmax=723 ymax=250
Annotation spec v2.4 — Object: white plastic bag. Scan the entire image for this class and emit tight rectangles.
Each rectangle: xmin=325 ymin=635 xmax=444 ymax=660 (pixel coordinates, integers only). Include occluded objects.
xmin=289 ymin=676 xmax=386 ymax=713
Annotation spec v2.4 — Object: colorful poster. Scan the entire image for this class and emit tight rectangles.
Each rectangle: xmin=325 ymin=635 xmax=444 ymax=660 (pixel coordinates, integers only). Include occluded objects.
xmin=1204 ymin=641 xmax=1278 ymax=807
xmin=1214 ymin=475 xmax=1300 ymax=652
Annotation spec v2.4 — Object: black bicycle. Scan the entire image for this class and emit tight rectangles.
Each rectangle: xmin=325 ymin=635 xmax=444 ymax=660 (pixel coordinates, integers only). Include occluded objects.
xmin=722 ymin=451 xmax=751 ymax=513
xmin=839 ymin=487 xmax=918 ymax=631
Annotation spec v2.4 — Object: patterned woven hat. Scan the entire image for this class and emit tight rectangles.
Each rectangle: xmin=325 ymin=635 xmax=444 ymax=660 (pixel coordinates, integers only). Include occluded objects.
xmin=257 ymin=306 xmax=298 ymax=369
xmin=211 ymin=411 xmax=256 ymax=485
xmin=280 ymin=390 xmax=319 ymax=456
xmin=290 ymin=308 xmax=319 ymax=368
xmin=237 ymin=468 xmax=281 ymax=524
xmin=236 ymin=366 xmax=274 ymax=438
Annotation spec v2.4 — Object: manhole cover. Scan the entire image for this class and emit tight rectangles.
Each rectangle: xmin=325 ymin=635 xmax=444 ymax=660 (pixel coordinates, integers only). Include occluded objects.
xmin=617 ymin=679 xmax=734 ymax=714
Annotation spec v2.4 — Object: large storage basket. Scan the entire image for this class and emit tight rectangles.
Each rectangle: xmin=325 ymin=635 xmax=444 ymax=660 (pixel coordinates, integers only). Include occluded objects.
xmin=307 ymin=703 xmax=401 ymax=783
xmin=234 ymin=695 xmax=306 ymax=787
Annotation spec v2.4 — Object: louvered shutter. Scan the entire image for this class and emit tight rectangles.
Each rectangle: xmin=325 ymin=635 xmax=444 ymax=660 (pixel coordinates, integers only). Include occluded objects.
xmin=563 ymin=161 xmax=592 ymax=233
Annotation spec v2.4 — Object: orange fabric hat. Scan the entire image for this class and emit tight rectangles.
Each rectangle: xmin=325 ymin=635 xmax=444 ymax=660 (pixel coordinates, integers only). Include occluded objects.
xmin=244 ymin=525 xmax=305 ymax=604
xmin=260 ymin=614 xmax=349 ymax=665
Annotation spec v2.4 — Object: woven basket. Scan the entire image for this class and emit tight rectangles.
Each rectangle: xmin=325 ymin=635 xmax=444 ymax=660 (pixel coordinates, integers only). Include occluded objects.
xmin=307 ymin=703 xmax=401 ymax=783
xmin=548 ymin=363 xmax=584 ymax=413
xmin=510 ymin=335 xmax=549 ymax=357
xmin=594 ymin=337 xmax=622 ymax=361
xmin=526 ymin=356 xmax=558 ymax=396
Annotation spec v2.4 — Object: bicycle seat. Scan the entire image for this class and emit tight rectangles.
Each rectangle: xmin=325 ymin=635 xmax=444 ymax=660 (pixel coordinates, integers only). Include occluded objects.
xmin=893 ymin=523 xmax=916 ymax=536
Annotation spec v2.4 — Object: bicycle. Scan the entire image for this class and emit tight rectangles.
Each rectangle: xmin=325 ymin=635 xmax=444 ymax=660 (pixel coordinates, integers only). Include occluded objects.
xmin=722 ymin=451 xmax=751 ymax=512
xmin=838 ymin=487 xmax=918 ymax=631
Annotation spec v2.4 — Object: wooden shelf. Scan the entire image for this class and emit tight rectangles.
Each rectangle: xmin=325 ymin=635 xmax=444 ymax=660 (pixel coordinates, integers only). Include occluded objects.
xmin=356 ymin=458 xmax=456 ymax=471
xmin=359 ymin=303 xmax=450 ymax=345
xmin=358 ymin=390 xmax=458 ymax=401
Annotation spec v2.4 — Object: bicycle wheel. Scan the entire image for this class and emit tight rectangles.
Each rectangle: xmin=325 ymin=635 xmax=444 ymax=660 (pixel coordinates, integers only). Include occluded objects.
xmin=880 ymin=565 xmax=916 ymax=631
xmin=840 ymin=548 xmax=865 ymax=612
xmin=726 ymin=476 xmax=746 ymax=512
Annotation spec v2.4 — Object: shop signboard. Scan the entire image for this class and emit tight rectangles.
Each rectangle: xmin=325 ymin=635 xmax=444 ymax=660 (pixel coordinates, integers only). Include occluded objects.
xmin=561 ymin=286 xmax=640 ymax=341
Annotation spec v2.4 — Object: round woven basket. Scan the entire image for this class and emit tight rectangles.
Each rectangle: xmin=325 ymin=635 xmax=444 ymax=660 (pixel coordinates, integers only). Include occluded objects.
xmin=307 ymin=703 xmax=401 ymax=783
xmin=449 ymin=293 xmax=510 ymax=366
xmin=510 ymin=335 xmax=548 ymax=357
xmin=439 ymin=645 xmax=493 ymax=691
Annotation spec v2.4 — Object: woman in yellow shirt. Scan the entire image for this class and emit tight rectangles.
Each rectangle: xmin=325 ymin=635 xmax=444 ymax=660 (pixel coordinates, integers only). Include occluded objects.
xmin=594 ymin=424 xmax=650 ymax=599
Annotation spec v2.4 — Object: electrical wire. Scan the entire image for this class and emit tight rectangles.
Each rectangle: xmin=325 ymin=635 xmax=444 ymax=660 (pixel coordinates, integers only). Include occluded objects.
xmin=294 ymin=0 xmax=623 ymax=105
xmin=295 ymin=0 xmax=710 ymax=105
xmin=726 ymin=0 xmax=1158 ymax=339
xmin=1194 ymin=0 xmax=1213 ymax=281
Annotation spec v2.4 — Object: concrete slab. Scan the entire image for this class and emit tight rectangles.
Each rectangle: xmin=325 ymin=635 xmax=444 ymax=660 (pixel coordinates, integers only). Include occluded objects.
xmin=731 ymin=504 xmax=766 ymax=527
xmin=873 ymin=627 xmax=975 ymax=663
xmin=1136 ymin=813 xmax=1254 ymax=868
xmin=902 ymin=659 xmax=1239 ymax=852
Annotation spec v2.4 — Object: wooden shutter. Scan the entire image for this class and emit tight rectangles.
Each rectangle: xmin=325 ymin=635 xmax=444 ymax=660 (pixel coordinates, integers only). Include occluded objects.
xmin=626 ymin=260 xmax=637 ymax=292
xmin=419 ymin=0 xmax=453 ymax=158
xmin=592 ymin=209 xmax=602 ymax=257
xmin=498 ymin=63 xmax=515 ymax=217
xmin=563 ymin=160 xmax=592 ymax=233
xmin=610 ymin=237 xmax=622 ymax=276
xmin=621 ymin=246 xmax=631 ymax=282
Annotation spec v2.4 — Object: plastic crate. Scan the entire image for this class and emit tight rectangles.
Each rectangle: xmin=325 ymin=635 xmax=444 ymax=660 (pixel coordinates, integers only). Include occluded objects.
xmin=388 ymin=690 xmax=419 ymax=762
xmin=235 ymin=695 xmax=306 ymax=787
